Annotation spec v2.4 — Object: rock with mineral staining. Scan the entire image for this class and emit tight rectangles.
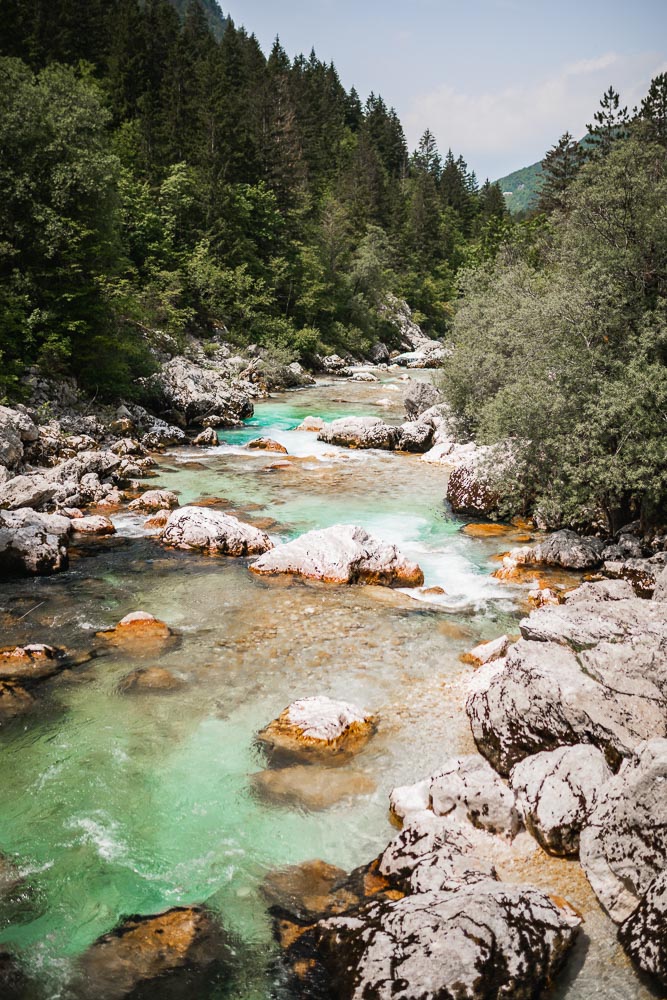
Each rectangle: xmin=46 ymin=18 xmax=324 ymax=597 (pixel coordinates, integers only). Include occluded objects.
xmin=0 ymin=682 xmax=35 ymax=720
xmin=461 ymin=634 xmax=511 ymax=668
xmin=0 ymin=509 xmax=71 ymax=576
xmin=96 ymin=612 xmax=173 ymax=651
xmin=251 ymin=764 xmax=375 ymax=810
xmin=290 ymin=879 xmax=580 ymax=1000
xmin=246 ymin=437 xmax=288 ymax=454
xmin=0 ymin=643 xmax=66 ymax=682
xmin=250 ymin=524 xmax=423 ymax=587
xmin=261 ymin=860 xmax=351 ymax=923
xmin=295 ymin=416 xmax=325 ymax=432
xmin=257 ymin=696 xmax=376 ymax=764
xmin=510 ymin=745 xmax=612 ymax=856
xmin=161 ymin=506 xmax=272 ymax=556
xmin=579 ymin=739 xmax=667 ymax=923
xmin=70 ymin=515 xmax=115 ymax=536
xmin=76 ymin=906 xmax=228 ymax=1000
xmin=128 ymin=489 xmax=179 ymax=512
xmin=618 ymin=870 xmax=667 ymax=987
xmin=117 ymin=666 xmax=184 ymax=693
xmin=144 ymin=509 xmax=171 ymax=530
xmin=318 ymin=417 xmax=399 ymax=450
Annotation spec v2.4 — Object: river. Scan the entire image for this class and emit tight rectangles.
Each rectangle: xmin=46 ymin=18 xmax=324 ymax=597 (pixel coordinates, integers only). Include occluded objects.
xmin=0 ymin=375 xmax=660 ymax=999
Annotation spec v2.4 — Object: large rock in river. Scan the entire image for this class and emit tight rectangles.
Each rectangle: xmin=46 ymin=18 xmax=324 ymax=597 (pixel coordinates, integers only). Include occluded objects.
xmin=579 ymin=738 xmax=667 ymax=923
xmin=289 ymin=879 xmax=580 ymax=1000
xmin=161 ymin=505 xmax=273 ymax=556
xmin=446 ymin=459 xmax=499 ymax=517
xmin=403 ymin=381 xmax=443 ymax=419
xmin=257 ymin=696 xmax=376 ymax=764
xmin=76 ymin=906 xmax=228 ymax=1000
xmin=0 ymin=509 xmax=71 ymax=576
xmin=466 ymin=601 xmax=667 ymax=774
xmin=318 ymin=416 xmax=399 ymax=450
xmin=250 ymin=524 xmax=423 ymax=586
xmin=510 ymin=744 xmax=612 ymax=856
xmin=510 ymin=529 xmax=604 ymax=570
xmin=145 ymin=356 xmax=253 ymax=426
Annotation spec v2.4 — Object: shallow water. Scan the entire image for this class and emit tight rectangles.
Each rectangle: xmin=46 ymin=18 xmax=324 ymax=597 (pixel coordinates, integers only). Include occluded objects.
xmin=0 ymin=375 xmax=662 ymax=999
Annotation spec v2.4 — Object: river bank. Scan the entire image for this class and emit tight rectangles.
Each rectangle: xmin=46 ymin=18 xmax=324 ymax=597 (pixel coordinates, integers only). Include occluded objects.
xmin=0 ymin=372 xmax=664 ymax=999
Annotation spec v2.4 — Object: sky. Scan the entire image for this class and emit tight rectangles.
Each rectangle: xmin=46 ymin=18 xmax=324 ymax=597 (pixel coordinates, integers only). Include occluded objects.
xmin=222 ymin=0 xmax=667 ymax=180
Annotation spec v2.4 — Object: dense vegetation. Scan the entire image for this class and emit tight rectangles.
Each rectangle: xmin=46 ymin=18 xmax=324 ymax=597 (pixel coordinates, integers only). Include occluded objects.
xmin=442 ymin=81 xmax=667 ymax=533
xmin=0 ymin=0 xmax=506 ymax=399
xmin=495 ymin=159 xmax=543 ymax=216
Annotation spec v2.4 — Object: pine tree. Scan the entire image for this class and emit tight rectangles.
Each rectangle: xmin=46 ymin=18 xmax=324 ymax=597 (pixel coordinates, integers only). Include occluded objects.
xmin=537 ymin=132 xmax=584 ymax=213
xmin=586 ymin=86 xmax=629 ymax=156
xmin=639 ymin=73 xmax=667 ymax=145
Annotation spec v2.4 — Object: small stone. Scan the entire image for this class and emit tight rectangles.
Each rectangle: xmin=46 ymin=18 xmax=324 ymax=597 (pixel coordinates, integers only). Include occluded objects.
xmin=246 ymin=437 xmax=288 ymax=454
xmin=118 ymin=667 xmax=184 ymax=693
xmin=461 ymin=634 xmax=511 ymax=668
xmin=70 ymin=515 xmax=115 ymax=536
xmin=128 ymin=489 xmax=179 ymax=512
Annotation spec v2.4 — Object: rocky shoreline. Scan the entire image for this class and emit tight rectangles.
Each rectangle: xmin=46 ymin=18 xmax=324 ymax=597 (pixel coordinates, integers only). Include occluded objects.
xmin=0 ymin=345 xmax=665 ymax=998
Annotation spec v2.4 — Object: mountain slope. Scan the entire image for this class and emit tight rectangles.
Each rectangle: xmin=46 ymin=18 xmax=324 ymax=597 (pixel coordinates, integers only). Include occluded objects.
xmin=495 ymin=159 xmax=543 ymax=215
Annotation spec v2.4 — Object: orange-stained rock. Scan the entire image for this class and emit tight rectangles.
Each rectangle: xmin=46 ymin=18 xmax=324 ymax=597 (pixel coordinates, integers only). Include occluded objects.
xmin=461 ymin=634 xmax=511 ymax=668
xmin=96 ymin=612 xmax=173 ymax=651
xmin=262 ymin=860 xmax=352 ymax=923
xmin=462 ymin=523 xmax=512 ymax=538
xmin=76 ymin=906 xmax=228 ymax=1000
xmin=295 ymin=416 xmax=325 ymax=432
xmin=247 ymin=437 xmax=288 ymax=454
xmin=0 ymin=643 xmax=64 ymax=681
xmin=144 ymin=509 xmax=171 ymax=530
xmin=257 ymin=696 xmax=377 ymax=765
xmin=70 ymin=515 xmax=116 ymax=536
xmin=0 ymin=682 xmax=35 ymax=719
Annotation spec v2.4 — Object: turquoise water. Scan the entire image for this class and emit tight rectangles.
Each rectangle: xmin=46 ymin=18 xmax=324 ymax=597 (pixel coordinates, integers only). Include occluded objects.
xmin=0 ymin=376 xmax=658 ymax=999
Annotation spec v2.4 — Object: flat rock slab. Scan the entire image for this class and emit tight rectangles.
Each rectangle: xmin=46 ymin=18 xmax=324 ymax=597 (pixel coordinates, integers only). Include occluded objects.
xmin=161 ymin=506 xmax=273 ymax=556
xmin=519 ymin=598 xmax=667 ymax=647
xmin=250 ymin=524 xmax=423 ymax=586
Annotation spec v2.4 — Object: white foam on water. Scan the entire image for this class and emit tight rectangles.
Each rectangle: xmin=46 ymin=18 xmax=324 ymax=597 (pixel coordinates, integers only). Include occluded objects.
xmin=68 ymin=815 xmax=127 ymax=862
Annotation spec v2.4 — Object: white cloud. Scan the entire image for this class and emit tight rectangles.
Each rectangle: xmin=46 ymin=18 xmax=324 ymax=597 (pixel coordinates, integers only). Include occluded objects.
xmin=405 ymin=51 xmax=667 ymax=178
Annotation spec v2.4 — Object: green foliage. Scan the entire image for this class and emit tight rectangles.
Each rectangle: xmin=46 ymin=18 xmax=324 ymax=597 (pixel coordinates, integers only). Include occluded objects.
xmin=442 ymin=136 xmax=667 ymax=532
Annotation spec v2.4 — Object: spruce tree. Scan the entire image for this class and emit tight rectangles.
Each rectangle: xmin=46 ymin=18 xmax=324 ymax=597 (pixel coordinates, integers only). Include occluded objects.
xmin=537 ymin=132 xmax=584 ymax=213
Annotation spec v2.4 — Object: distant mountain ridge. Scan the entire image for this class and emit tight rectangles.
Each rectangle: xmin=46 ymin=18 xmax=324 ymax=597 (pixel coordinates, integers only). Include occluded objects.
xmin=168 ymin=0 xmax=228 ymax=39
xmin=495 ymin=159 xmax=543 ymax=215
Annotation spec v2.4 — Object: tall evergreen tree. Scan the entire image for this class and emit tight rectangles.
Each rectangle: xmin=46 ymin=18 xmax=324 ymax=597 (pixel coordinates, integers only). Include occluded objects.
xmin=537 ymin=132 xmax=584 ymax=213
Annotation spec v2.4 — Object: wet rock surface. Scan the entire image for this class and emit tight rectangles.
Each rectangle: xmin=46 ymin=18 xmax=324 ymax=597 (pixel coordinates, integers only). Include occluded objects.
xmin=250 ymin=524 xmax=423 ymax=586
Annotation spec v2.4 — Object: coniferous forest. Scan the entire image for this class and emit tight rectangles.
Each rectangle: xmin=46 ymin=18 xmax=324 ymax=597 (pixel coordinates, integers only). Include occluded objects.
xmin=0 ymin=0 xmax=507 ymax=400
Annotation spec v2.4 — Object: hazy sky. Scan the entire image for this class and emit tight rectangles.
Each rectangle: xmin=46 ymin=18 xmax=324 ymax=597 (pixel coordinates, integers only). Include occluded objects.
xmin=223 ymin=0 xmax=667 ymax=179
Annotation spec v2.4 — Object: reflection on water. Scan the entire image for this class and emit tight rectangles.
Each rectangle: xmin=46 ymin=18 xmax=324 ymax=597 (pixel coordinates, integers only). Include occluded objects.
xmin=0 ymin=375 xmax=659 ymax=998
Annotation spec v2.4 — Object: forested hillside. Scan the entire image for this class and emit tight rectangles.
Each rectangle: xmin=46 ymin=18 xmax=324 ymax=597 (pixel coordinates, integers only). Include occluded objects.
xmin=0 ymin=0 xmax=506 ymax=400
xmin=495 ymin=160 xmax=543 ymax=215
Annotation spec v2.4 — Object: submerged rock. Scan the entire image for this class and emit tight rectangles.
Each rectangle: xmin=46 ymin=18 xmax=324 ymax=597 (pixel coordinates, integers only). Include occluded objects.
xmin=510 ymin=745 xmax=612 ymax=856
xmin=251 ymin=764 xmax=375 ymax=810
xmin=262 ymin=860 xmax=352 ymax=923
xmin=250 ymin=524 xmax=423 ymax=586
xmin=619 ymin=870 xmax=667 ymax=987
xmin=76 ymin=906 xmax=228 ymax=1000
xmin=0 ymin=509 xmax=71 ymax=576
xmin=128 ymin=489 xmax=179 ymax=512
xmin=161 ymin=506 xmax=273 ymax=556
xmin=257 ymin=696 xmax=376 ymax=765
xmin=117 ymin=666 xmax=184 ymax=693
xmin=0 ymin=683 xmax=35 ymax=721
xmin=579 ymin=738 xmax=667 ymax=923
xmin=318 ymin=416 xmax=399 ymax=450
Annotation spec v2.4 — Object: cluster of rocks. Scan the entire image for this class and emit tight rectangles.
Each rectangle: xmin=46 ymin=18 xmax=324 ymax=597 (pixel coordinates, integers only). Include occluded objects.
xmin=463 ymin=576 xmax=667 ymax=986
